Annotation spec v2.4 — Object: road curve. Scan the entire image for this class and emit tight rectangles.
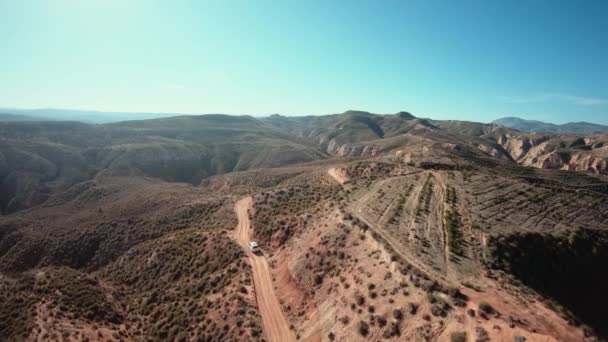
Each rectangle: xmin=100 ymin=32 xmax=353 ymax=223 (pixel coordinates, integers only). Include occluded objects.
xmin=233 ymin=197 xmax=295 ymax=342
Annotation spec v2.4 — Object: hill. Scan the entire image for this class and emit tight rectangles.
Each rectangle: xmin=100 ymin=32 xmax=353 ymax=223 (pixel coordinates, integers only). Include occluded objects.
xmin=0 ymin=116 xmax=325 ymax=213
xmin=493 ymin=116 xmax=608 ymax=134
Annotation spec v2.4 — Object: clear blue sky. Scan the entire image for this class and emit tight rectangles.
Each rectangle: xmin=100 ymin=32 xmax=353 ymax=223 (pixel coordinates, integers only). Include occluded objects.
xmin=1 ymin=0 xmax=607 ymax=124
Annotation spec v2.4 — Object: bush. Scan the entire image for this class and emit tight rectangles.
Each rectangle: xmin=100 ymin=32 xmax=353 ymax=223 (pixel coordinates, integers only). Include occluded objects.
xmin=355 ymin=294 xmax=365 ymax=306
xmin=478 ymin=302 xmax=495 ymax=315
xmin=387 ymin=322 xmax=401 ymax=338
xmin=450 ymin=331 xmax=467 ymax=342
xmin=313 ymin=273 xmax=323 ymax=285
xmin=570 ymin=137 xmax=586 ymax=147
xmin=357 ymin=320 xmax=370 ymax=336
xmin=431 ymin=305 xmax=446 ymax=317
xmin=393 ymin=309 xmax=403 ymax=321
xmin=475 ymin=327 xmax=490 ymax=342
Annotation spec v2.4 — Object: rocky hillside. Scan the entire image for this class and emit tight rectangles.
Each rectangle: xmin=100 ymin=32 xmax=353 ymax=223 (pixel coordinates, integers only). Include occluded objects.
xmin=431 ymin=120 xmax=608 ymax=175
xmin=493 ymin=132 xmax=608 ymax=174
xmin=0 ymin=116 xmax=325 ymax=214
xmin=0 ymin=176 xmax=264 ymax=341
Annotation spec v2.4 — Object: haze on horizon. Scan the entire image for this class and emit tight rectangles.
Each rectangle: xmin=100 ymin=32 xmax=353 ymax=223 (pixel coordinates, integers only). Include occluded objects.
xmin=1 ymin=0 xmax=607 ymax=124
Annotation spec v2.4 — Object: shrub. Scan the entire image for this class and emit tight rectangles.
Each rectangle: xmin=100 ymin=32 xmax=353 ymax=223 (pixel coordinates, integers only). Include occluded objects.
xmin=357 ymin=320 xmax=370 ymax=336
xmin=475 ymin=327 xmax=490 ymax=342
xmin=377 ymin=316 xmax=387 ymax=327
xmin=313 ymin=274 xmax=323 ymax=286
xmin=478 ymin=302 xmax=495 ymax=315
xmin=393 ymin=309 xmax=403 ymax=321
xmin=450 ymin=331 xmax=467 ymax=342
xmin=431 ymin=305 xmax=446 ymax=317
xmin=407 ymin=303 xmax=418 ymax=315
xmin=355 ymin=294 xmax=365 ymax=306
xmin=570 ymin=137 xmax=586 ymax=147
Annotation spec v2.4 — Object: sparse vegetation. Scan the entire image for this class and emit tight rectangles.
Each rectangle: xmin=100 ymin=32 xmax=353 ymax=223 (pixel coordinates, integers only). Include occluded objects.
xmin=445 ymin=210 xmax=464 ymax=256
xmin=416 ymin=175 xmax=434 ymax=216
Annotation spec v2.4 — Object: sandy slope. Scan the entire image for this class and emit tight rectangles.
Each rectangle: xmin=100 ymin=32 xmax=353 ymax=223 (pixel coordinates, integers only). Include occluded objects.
xmin=327 ymin=167 xmax=349 ymax=184
xmin=233 ymin=197 xmax=295 ymax=342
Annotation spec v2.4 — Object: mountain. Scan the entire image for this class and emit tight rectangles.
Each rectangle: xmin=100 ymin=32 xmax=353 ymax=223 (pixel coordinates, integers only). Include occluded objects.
xmin=0 ymin=113 xmax=41 ymax=122
xmin=1 ymin=110 xmax=608 ymax=341
xmin=493 ymin=116 xmax=608 ymax=134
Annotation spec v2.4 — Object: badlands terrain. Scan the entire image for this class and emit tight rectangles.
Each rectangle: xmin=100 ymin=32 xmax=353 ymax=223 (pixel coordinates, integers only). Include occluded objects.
xmin=1 ymin=110 xmax=607 ymax=341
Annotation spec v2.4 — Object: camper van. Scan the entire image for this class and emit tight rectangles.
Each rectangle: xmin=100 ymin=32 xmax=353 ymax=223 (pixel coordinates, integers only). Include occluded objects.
xmin=249 ymin=241 xmax=260 ymax=253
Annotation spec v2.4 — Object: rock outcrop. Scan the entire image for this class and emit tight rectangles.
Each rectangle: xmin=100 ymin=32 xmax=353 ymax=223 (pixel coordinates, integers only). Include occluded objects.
xmin=494 ymin=132 xmax=608 ymax=175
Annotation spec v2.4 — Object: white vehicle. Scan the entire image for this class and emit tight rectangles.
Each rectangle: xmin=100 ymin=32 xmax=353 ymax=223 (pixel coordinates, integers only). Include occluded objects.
xmin=249 ymin=241 xmax=260 ymax=253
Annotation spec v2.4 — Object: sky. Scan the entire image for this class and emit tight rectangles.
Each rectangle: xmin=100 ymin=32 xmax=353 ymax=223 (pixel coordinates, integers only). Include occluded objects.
xmin=1 ymin=0 xmax=607 ymax=124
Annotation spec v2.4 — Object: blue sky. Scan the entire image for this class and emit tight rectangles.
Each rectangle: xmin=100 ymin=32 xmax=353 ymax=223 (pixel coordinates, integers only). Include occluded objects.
xmin=1 ymin=0 xmax=607 ymax=124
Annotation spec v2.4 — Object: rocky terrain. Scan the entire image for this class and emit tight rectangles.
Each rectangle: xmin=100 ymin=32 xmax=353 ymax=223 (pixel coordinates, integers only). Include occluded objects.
xmin=1 ymin=111 xmax=607 ymax=341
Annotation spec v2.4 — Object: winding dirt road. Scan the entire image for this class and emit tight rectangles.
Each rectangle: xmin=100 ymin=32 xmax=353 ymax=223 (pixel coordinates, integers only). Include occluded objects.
xmin=233 ymin=197 xmax=295 ymax=342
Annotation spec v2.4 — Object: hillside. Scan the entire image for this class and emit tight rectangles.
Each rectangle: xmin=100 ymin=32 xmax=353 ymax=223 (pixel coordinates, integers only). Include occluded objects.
xmin=0 ymin=116 xmax=325 ymax=214
xmin=1 ymin=111 xmax=608 ymax=341
xmin=493 ymin=117 xmax=608 ymax=134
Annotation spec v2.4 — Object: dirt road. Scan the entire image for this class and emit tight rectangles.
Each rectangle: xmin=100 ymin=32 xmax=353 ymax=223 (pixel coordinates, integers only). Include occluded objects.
xmin=233 ymin=197 xmax=295 ymax=342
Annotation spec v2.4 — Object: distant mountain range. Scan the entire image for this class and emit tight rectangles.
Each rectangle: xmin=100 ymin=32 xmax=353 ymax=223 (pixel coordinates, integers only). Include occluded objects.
xmin=493 ymin=116 xmax=608 ymax=134
xmin=0 ymin=108 xmax=177 ymax=123
xmin=3 ymin=109 xmax=608 ymax=135
xmin=0 ymin=113 xmax=43 ymax=122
